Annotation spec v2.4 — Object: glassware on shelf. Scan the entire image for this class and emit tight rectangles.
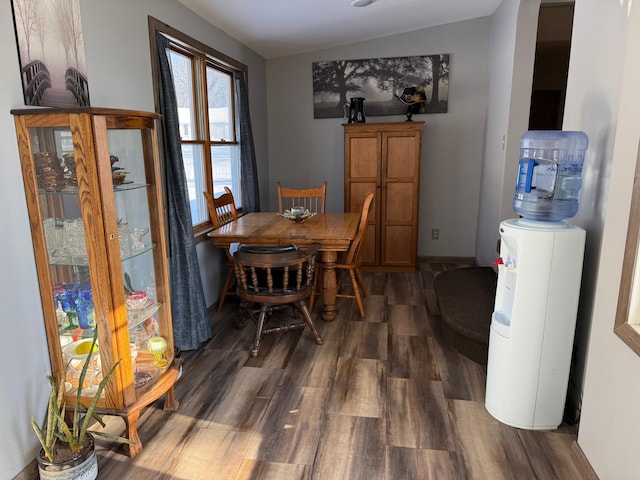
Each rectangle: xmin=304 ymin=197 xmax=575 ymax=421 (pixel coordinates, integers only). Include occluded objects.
xmin=130 ymin=342 xmax=138 ymax=373
xmin=147 ymin=336 xmax=168 ymax=367
xmin=130 ymin=227 xmax=149 ymax=252
xmin=53 ymin=283 xmax=70 ymax=329
xmin=126 ymin=290 xmax=148 ymax=310
xmin=118 ymin=222 xmax=131 ymax=257
xmin=33 ymin=152 xmax=65 ymax=191
xmin=57 ymin=283 xmax=80 ymax=329
xmin=129 ymin=323 xmax=149 ymax=351
xmin=76 ymin=284 xmax=95 ymax=330
xmin=56 ymin=304 xmax=69 ymax=329
xmin=145 ymin=281 xmax=156 ymax=302
xmin=43 ymin=218 xmax=64 ymax=261
xmin=62 ymin=218 xmax=87 ymax=262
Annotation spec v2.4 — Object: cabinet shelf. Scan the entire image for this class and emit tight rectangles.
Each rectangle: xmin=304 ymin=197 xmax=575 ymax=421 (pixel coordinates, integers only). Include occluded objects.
xmin=12 ymin=107 xmax=178 ymax=457
xmin=46 ymin=242 xmax=156 ymax=266
xmin=37 ymin=182 xmax=151 ymax=196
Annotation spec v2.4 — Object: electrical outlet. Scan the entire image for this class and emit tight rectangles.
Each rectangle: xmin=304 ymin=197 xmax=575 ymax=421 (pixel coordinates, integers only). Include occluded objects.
xmin=431 ymin=229 xmax=439 ymax=240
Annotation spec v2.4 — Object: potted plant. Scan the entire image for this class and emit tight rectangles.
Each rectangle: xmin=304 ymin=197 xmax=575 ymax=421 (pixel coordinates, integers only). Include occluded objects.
xmin=32 ymin=332 xmax=133 ymax=479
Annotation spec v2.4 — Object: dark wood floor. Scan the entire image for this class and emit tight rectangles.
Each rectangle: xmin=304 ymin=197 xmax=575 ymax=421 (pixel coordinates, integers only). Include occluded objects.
xmin=29 ymin=261 xmax=591 ymax=479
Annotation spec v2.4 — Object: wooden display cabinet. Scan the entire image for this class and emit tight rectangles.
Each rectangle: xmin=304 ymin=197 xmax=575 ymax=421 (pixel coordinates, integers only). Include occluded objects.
xmin=12 ymin=107 xmax=180 ymax=456
xmin=344 ymin=121 xmax=424 ymax=271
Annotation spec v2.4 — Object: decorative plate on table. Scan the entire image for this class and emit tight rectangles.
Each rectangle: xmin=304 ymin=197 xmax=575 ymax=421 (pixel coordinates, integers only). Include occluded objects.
xmin=279 ymin=210 xmax=317 ymax=223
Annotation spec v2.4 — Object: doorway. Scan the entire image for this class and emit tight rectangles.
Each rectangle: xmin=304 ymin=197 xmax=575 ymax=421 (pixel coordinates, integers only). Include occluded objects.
xmin=529 ymin=2 xmax=575 ymax=130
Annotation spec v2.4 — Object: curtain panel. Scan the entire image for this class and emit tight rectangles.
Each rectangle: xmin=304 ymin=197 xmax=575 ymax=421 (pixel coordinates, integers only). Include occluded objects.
xmin=155 ymin=32 xmax=211 ymax=351
xmin=234 ymin=71 xmax=260 ymax=213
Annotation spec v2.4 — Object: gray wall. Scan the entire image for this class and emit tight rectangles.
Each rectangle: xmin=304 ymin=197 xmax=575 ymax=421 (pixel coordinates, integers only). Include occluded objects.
xmin=0 ymin=0 xmax=267 ymax=476
xmin=3 ymin=0 xmax=637 ymax=477
xmin=266 ymin=18 xmax=491 ymax=258
xmin=79 ymin=1 xmax=270 ymax=309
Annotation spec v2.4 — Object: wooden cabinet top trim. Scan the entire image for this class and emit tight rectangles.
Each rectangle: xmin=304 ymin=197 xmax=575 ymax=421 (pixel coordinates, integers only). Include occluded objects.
xmin=343 ymin=121 xmax=424 ymax=133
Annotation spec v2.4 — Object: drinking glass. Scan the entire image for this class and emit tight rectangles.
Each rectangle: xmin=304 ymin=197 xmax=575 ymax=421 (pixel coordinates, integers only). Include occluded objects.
xmin=147 ymin=336 xmax=167 ymax=367
xmin=43 ymin=218 xmax=63 ymax=261
xmin=130 ymin=227 xmax=149 ymax=252
xmin=118 ymin=222 xmax=131 ymax=258
xmin=58 ymin=283 xmax=80 ymax=329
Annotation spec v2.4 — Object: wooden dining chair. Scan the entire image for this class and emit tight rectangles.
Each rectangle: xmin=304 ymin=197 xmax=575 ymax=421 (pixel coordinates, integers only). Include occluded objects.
xmin=277 ymin=180 xmax=327 ymax=214
xmin=309 ymin=191 xmax=375 ymax=317
xmin=232 ymin=243 xmax=323 ymax=357
xmin=204 ymin=187 xmax=239 ymax=312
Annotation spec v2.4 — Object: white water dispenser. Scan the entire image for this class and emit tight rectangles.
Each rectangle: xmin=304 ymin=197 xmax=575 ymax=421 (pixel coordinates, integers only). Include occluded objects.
xmin=485 ymin=218 xmax=585 ymax=429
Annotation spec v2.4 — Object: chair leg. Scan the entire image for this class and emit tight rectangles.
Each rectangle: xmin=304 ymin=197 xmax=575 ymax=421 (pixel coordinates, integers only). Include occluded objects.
xmin=308 ymin=289 xmax=316 ymax=313
xmin=251 ymin=306 xmax=269 ymax=357
xmin=309 ymin=266 xmax=323 ymax=312
xmin=355 ymin=267 xmax=367 ymax=298
xmin=349 ymin=269 xmax=366 ymax=317
xmin=297 ymin=301 xmax=323 ymax=345
xmin=217 ymin=264 xmax=235 ymax=313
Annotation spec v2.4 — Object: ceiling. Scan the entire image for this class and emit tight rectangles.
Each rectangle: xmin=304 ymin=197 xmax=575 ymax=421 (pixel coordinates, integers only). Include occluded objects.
xmin=177 ymin=0 xmax=505 ymax=59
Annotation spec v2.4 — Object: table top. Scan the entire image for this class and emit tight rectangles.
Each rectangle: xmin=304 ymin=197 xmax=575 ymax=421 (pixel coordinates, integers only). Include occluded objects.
xmin=207 ymin=212 xmax=360 ymax=251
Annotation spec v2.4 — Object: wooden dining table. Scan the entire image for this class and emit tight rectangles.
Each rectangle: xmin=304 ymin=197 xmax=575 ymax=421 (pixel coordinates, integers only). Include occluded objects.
xmin=207 ymin=212 xmax=359 ymax=321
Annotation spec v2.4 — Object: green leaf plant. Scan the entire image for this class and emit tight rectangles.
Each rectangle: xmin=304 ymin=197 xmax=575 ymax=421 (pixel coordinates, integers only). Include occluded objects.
xmin=31 ymin=330 xmax=133 ymax=463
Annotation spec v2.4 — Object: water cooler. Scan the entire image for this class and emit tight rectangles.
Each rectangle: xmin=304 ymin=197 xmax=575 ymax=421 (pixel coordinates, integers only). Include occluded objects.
xmin=485 ymin=131 xmax=588 ymax=430
xmin=485 ymin=219 xmax=585 ymax=429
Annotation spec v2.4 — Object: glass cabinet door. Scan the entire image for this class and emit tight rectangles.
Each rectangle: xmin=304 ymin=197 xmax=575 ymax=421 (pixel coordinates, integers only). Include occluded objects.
xmin=14 ymin=109 xmax=175 ymax=411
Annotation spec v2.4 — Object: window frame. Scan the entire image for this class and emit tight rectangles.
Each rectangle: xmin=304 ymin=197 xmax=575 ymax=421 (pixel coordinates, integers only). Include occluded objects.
xmin=149 ymin=17 xmax=247 ymax=240
xmin=614 ymin=140 xmax=640 ymax=356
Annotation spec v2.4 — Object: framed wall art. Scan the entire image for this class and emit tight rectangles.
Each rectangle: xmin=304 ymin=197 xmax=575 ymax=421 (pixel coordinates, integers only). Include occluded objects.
xmin=11 ymin=0 xmax=90 ymax=107
xmin=312 ymin=53 xmax=449 ymax=119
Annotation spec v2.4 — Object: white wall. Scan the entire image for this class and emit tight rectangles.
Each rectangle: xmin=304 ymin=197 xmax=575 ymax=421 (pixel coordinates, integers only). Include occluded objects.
xmin=266 ymin=18 xmax=492 ymax=258
xmin=567 ymin=1 xmax=640 ymax=478
xmin=475 ymin=0 xmax=540 ymax=267
xmin=560 ymin=0 xmax=629 ymax=416
xmin=0 ymin=0 xmax=267 ymax=477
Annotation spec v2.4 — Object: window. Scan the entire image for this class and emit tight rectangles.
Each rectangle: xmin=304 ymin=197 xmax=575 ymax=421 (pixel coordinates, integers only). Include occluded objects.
xmin=151 ymin=20 xmax=247 ymax=235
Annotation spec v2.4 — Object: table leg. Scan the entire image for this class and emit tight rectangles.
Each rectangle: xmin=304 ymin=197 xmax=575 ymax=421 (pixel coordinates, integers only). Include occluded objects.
xmin=321 ymin=250 xmax=338 ymax=321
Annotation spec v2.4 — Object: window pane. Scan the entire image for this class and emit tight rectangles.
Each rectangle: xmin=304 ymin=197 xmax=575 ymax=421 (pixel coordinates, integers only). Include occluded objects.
xmin=181 ymin=144 xmax=207 ymax=224
xmin=211 ymin=145 xmax=242 ymax=208
xmin=206 ymin=66 xmax=233 ymax=142
xmin=169 ymin=50 xmax=196 ymax=140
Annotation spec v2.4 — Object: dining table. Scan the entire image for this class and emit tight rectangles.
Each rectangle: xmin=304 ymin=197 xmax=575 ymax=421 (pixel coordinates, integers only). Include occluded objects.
xmin=207 ymin=212 xmax=360 ymax=321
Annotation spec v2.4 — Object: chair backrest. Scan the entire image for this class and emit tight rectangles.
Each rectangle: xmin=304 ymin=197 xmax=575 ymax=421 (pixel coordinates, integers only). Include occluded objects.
xmin=277 ymin=181 xmax=327 ymax=214
xmin=233 ymin=243 xmax=320 ymax=306
xmin=204 ymin=187 xmax=238 ymax=228
xmin=345 ymin=191 xmax=375 ymax=265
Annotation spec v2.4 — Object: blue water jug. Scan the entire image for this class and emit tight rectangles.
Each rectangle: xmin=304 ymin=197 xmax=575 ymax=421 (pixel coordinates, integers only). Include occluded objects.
xmin=512 ymin=130 xmax=588 ymax=221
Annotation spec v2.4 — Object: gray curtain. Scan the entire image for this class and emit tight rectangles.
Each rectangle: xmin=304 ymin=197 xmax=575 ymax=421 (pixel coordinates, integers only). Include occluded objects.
xmin=155 ymin=33 xmax=211 ymax=351
xmin=234 ymin=71 xmax=260 ymax=213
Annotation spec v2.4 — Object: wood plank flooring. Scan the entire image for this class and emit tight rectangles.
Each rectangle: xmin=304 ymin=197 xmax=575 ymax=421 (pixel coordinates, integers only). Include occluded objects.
xmin=21 ymin=260 xmax=589 ymax=479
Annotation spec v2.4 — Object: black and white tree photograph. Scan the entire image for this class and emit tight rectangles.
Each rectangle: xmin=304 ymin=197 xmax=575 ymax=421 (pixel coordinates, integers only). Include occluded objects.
xmin=12 ymin=0 xmax=90 ymax=107
xmin=312 ymin=54 xmax=449 ymax=119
